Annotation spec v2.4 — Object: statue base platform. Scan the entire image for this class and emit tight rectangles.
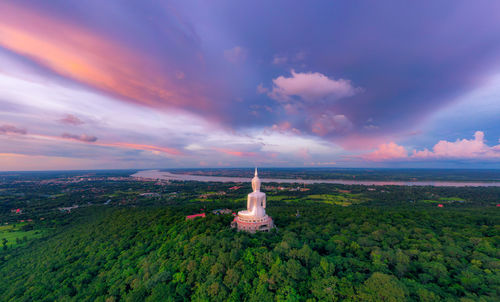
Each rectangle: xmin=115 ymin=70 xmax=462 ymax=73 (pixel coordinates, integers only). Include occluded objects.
xmin=231 ymin=215 xmax=274 ymax=233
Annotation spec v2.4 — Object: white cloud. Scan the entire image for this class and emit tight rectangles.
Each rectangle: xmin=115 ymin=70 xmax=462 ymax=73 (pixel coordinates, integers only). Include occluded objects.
xmin=256 ymin=130 xmax=337 ymax=155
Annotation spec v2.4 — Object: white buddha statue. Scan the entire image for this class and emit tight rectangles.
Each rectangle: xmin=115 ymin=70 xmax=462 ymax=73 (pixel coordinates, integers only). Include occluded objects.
xmin=238 ymin=168 xmax=267 ymax=220
xmin=232 ymin=168 xmax=274 ymax=232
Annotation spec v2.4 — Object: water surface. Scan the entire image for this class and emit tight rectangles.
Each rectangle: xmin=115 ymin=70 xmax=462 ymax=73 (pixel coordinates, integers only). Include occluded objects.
xmin=132 ymin=170 xmax=500 ymax=187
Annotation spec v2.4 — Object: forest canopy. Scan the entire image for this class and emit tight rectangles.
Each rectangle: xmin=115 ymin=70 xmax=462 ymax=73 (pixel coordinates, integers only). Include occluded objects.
xmin=1 ymin=201 xmax=498 ymax=301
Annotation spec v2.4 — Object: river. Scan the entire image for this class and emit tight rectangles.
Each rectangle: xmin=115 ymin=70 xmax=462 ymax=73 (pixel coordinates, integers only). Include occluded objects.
xmin=131 ymin=170 xmax=500 ymax=187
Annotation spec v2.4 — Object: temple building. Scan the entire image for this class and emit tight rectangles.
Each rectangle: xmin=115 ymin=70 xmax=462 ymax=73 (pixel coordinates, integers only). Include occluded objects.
xmin=231 ymin=168 xmax=275 ymax=232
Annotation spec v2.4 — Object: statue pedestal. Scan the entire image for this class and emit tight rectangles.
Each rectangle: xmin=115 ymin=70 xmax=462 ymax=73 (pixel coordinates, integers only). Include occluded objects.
xmin=231 ymin=215 xmax=274 ymax=233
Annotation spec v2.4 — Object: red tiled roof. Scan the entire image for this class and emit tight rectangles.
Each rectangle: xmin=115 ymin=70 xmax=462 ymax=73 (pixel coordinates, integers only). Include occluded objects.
xmin=186 ymin=213 xmax=206 ymax=220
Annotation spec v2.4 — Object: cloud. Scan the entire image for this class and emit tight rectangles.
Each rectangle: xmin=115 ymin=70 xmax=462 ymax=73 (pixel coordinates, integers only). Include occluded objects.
xmin=297 ymin=147 xmax=311 ymax=160
xmin=59 ymin=114 xmax=84 ymax=125
xmin=413 ymin=131 xmax=500 ymax=159
xmin=268 ymin=70 xmax=361 ymax=103
xmin=363 ymin=142 xmax=408 ymax=161
xmin=224 ymin=46 xmax=247 ymax=63
xmin=0 ymin=2 xmax=212 ymax=116
xmin=364 ymin=124 xmax=379 ymax=130
xmin=272 ymin=51 xmax=306 ymax=65
xmin=61 ymin=133 xmax=98 ymax=143
xmin=214 ymin=148 xmax=256 ymax=157
xmin=0 ymin=152 xmax=105 ymax=171
xmin=175 ymin=71 xmax=185 ymax=80
xmin=268 ymin=121 xmax=301 ymax=135
xmin=99 ymin=142 xmax=183 ymax=156
xmin=363 ymin=131 xmax=500 ymax=161
xmin=311 ymin=113 xmax=352 ymax=136
xmin=272 ymin=54 xmax=288 ymax=65
xmin=256 ymin=83 xmax=269 ymax=94
xmin=294 ymin=51 xmax=307 ymax=61
xmin=0 ymin=124 xmax=27 ymax=135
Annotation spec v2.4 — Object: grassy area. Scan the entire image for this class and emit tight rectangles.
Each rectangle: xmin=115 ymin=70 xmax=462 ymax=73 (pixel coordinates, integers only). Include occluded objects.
xmin=439 ymin=197 xmax=466 ymax=202
xmin=306 ymin=193 xmax=370 ymax=206
xmin=107 ymin=190 xmax=138 ymax=198
xmin=266 ymin=195 xmax=292 ymax=201
xmin=421 ymin=197 xmax=467 ymax=203
xmin=0 ymin=223 xmax=46 ymax=247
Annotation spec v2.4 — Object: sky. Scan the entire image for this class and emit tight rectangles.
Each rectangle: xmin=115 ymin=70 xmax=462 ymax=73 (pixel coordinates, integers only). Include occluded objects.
xmin=0 ymin=0 xmax=499 ymax=171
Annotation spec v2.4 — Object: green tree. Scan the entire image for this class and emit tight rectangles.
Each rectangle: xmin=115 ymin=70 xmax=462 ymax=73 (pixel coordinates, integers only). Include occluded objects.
xmin=276 ymin=286 xmax=300 ymax=302
xmin=357 ymin=272 xmax=407 ymax=302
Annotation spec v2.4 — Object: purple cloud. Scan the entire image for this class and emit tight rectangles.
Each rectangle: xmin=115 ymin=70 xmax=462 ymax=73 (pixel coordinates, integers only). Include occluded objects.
xmin=59 ymin=114 xmax=84 ymax=126
xmin=311 ymin=113 xmax=352 ymax=136
xmin=0 ymin=124 xmax=27 ymax=135
xmin=272 ymin=55 xmax=287 ymax=65
xmin=61 ymin=133 xmax=98 ymax=143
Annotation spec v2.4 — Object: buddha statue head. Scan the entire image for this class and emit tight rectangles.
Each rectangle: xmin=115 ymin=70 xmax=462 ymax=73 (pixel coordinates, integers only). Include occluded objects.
xmin=251 ymin=168 xmax=261 ymax=192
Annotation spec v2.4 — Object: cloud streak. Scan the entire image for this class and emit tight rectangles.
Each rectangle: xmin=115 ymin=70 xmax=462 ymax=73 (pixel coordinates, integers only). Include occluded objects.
xmin=0 ymin=2 xmax=212 ymax=115
xmin=0 ymin=124 xmax=27 ymax=135
xmin=99 ymin=142 xmax=183 ymax=156
xmin=59 ymin=114 xmax=84 ymax=126
xmin=214 ymin=148 xmax=257 ymax=157
xmin=61 ymin=133 xmax=98 ymax=143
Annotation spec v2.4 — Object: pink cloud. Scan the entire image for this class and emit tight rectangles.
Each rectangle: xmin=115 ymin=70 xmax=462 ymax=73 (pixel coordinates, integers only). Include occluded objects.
xmin=268 ymin=121 xmax=301 ymax=135
xmin=413 ymin=131 xmax=500 ymax=159
xmin=214 ymin=148 xmax=256 ymax=157
xmin=100 ymin=142 xmax=183 ymax=156
xmin=0 ymin=153 xmax=102 ymax=171
xmin=0 ymin=3 xmax=211 ymax=114
xmin=363 ymin=142 xmax=408 ymax=161
xmin=297 ymin=147 xmax=311 ymax=160
xmin=338 ymin=134 xmax=390 ymax=150
xmin=362 ymin=131 xmax=500 ymax=162
xmin=59 ymin=114 xmax=84 ymax=126
xmin=268 ymin=70 xmax=361 ymax=103
xmin=61 ymin=133 xmax=98 ymax=143
xmin=256 ymin=83 xmax=269 ymax=94
xmin=0 ymin=124 xmax=27 ymax=135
